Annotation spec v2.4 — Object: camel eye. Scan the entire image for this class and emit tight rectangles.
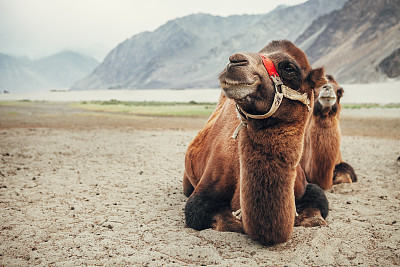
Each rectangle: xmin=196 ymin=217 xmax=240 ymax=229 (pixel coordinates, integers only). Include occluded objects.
xmin=278 ymin=61 xmax=302 ymax=90
xmin=285 ymin=67 xmax=295 ymax=74
xmin=280 ymin=62 xmax=298 ymax=76
xmin=284 ymin=66 xmax=295 ymax=73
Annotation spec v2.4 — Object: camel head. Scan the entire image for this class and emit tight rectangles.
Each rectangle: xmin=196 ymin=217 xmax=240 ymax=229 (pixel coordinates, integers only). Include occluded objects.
xmin=219 ymin=40 xmax=328 ymax=124
xmin=313 ymin=74 xmax=343 ymax=117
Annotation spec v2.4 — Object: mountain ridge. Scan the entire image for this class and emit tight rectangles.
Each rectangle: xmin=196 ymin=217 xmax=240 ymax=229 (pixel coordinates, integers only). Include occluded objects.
xmin=0 ymin=51 xmax=99 ymax=93
xmin=72 ymin=0 xmax=348 ymax=90
xmin=295 ymin=0 xmax=400 ymax=83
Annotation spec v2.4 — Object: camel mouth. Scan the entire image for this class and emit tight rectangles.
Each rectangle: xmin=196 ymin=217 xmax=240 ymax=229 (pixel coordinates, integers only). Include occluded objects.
xmin=220 ymin=80 xmax=258 ymax=87
xmin=220 ymin=75 xmax=260 ymax=88
xmin=220 ymin=77 xmax=260 ymax=100
xmin=318 ymin=96 xmax=336 ymax=107
xmin=318 ymin=87 xmax=337 ymax=107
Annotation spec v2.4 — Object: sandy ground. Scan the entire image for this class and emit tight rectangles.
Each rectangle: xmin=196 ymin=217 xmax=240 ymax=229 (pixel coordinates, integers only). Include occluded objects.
xmin=0 ymin=102 xmax=399 ymax=266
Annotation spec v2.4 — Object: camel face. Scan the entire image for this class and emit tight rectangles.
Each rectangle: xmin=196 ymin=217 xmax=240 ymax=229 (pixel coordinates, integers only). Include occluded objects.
xmin=219 ymin=40 xmax=325 ymax=119
xmin=318 ymin=84 xmax=336 ymax=107
xmin=313 ymin=75 xmax=343 ymax=117
xmin=219 ymin=50 xmax=304 ymax=116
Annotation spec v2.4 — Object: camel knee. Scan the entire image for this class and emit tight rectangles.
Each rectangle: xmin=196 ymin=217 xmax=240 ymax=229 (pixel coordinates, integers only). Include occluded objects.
xmin=185 ymin=192 xmax=229 ymax=231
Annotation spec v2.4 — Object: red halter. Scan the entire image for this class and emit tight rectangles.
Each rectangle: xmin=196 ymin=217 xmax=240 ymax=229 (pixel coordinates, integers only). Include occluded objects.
xmin=260 ymin=55 xmax=279 ymax=78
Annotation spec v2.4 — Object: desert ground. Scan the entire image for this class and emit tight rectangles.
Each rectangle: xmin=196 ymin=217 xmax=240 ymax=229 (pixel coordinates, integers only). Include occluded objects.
xmin=0 ymin=101 xmax=399 ymax=266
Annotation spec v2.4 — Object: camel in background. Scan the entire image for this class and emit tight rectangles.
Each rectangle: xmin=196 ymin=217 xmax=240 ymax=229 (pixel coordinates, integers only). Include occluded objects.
xmin=301 ymin=74 xmax=357 ymax=190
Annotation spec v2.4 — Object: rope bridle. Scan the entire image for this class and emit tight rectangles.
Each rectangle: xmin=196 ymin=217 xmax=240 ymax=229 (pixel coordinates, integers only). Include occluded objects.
xmin=231 ymin=55 xmax=311 ymax=139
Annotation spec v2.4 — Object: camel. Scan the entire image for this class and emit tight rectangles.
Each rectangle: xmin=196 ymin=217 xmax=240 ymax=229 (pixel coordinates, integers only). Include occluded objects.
xmin=301 ymin=75 xmax=357 ymax=190
xmin=183 ymin=40 xmax=329 ymax=245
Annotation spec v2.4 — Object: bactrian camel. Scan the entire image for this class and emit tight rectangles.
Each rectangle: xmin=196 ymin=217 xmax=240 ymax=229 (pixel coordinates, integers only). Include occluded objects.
xmin=183 ymin=40 xmax=329 ymax=245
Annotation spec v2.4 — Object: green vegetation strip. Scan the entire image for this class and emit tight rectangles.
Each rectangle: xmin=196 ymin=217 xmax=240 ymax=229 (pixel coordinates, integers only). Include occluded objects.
xmin=72 ymin=100 xmax=217 ymax=117
xmin=341 ymin=103 xmax=400 ymax=109
xmin=0 ymin=100 xmax=36 ymax=106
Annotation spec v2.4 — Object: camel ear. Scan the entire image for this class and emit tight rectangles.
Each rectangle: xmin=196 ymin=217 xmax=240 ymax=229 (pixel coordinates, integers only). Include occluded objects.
xmin=325 ymin=74 xmax=335 ymax=83
xmin=337 ymin=87 xmax=344 ymax=98
xmin=307 ymin=67 xmax=327 ymax=89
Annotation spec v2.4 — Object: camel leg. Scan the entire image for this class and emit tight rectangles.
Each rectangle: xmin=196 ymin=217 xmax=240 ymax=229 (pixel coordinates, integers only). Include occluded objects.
xmin=183 ymin=172 xmax=194 ymax=197
xmin=333 ymin=162 xmax=357 ymax=185
xmin=295 ymin=184 xmax=329 ymax=227
xmin=185 ymin=189 xmax=242 ymax=233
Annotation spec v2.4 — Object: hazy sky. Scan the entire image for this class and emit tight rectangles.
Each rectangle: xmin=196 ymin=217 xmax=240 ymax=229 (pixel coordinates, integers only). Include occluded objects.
xmin=0 ymin=0 xmax=306 ymax=61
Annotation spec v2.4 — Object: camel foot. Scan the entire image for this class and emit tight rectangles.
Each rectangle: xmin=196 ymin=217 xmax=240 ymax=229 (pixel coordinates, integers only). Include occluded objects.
xmin=295 ymin=214 xmax=327 ymax=227
xmin=333 ymin=162 xmax=357 ymax=185
xmin=296 ymin=183 xmax=329 ymax=220
xmin=333 ymin=173 xmax=352 ymax=185
xmin=212 ymin=210 xmax=244 ymax=233
xmin=295 ymin=208 xmax=327 ymax=227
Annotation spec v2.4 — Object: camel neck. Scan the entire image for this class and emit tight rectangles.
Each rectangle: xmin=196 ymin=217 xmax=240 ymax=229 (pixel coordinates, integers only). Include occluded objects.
xmin=244 ymin=119 xmax=305 ymax=168
xmin=237 ymin=126 xmax=298 ymax=245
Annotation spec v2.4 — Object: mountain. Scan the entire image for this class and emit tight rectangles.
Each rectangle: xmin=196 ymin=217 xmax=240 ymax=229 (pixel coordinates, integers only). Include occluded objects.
xmin=72 ymin=13 xmax=265 ymax=90
xmin=0 ymin=54 xmax=46 ymax=93
xmin=72 ymin=0 xmax=348 ymax=90
xmin=0 ymin=51 xmax=99 ymax=93
xmin=35 ymin=51 xmax=99 ymax=88
xmin=296 ymin=0 xmax=400 ymax=83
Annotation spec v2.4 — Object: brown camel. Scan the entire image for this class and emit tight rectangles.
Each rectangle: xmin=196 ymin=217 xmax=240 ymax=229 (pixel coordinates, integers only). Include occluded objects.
xmin=301 ymin=75 xmax=357 ymax=190
xmin=183 ymin=40 xmax=329 ymax=245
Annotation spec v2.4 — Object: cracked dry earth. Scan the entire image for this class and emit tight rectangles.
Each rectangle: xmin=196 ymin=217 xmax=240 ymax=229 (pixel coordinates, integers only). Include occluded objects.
xmin=0 ymin=102 xmax=399 ymax=266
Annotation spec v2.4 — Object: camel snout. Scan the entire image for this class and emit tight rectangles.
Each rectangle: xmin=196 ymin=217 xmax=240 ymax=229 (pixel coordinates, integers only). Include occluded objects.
xmin=228 ymin=53 xmax=249 ymax=69
xmin=219 ymin=53 xmax=260 ymax=100
xmin=318 ymin=84 xmax=336 ymax=107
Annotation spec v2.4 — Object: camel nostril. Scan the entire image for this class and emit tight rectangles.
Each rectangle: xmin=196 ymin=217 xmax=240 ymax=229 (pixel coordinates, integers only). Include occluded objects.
xmin=229 ymin=53 xmax=249 ymax=66
xmin=322 ymin=84 xmax=333 ymax=91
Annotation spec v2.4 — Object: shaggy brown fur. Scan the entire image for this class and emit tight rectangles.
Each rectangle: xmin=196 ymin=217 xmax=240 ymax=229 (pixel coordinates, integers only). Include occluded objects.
xmin=183 ymin=40 xmax=328 ymax=245
xmin=301 ymin=75 xmax=357 ymax=190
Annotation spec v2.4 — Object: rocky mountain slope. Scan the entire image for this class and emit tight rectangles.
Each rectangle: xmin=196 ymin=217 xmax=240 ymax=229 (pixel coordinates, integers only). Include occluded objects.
xmin=0 ymin=51 xmax=98 ymax=93
xmin=72 ymin=0 xmax=347 ymax=90
xmin=296 ymin=0 xmax=400 ymax=83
